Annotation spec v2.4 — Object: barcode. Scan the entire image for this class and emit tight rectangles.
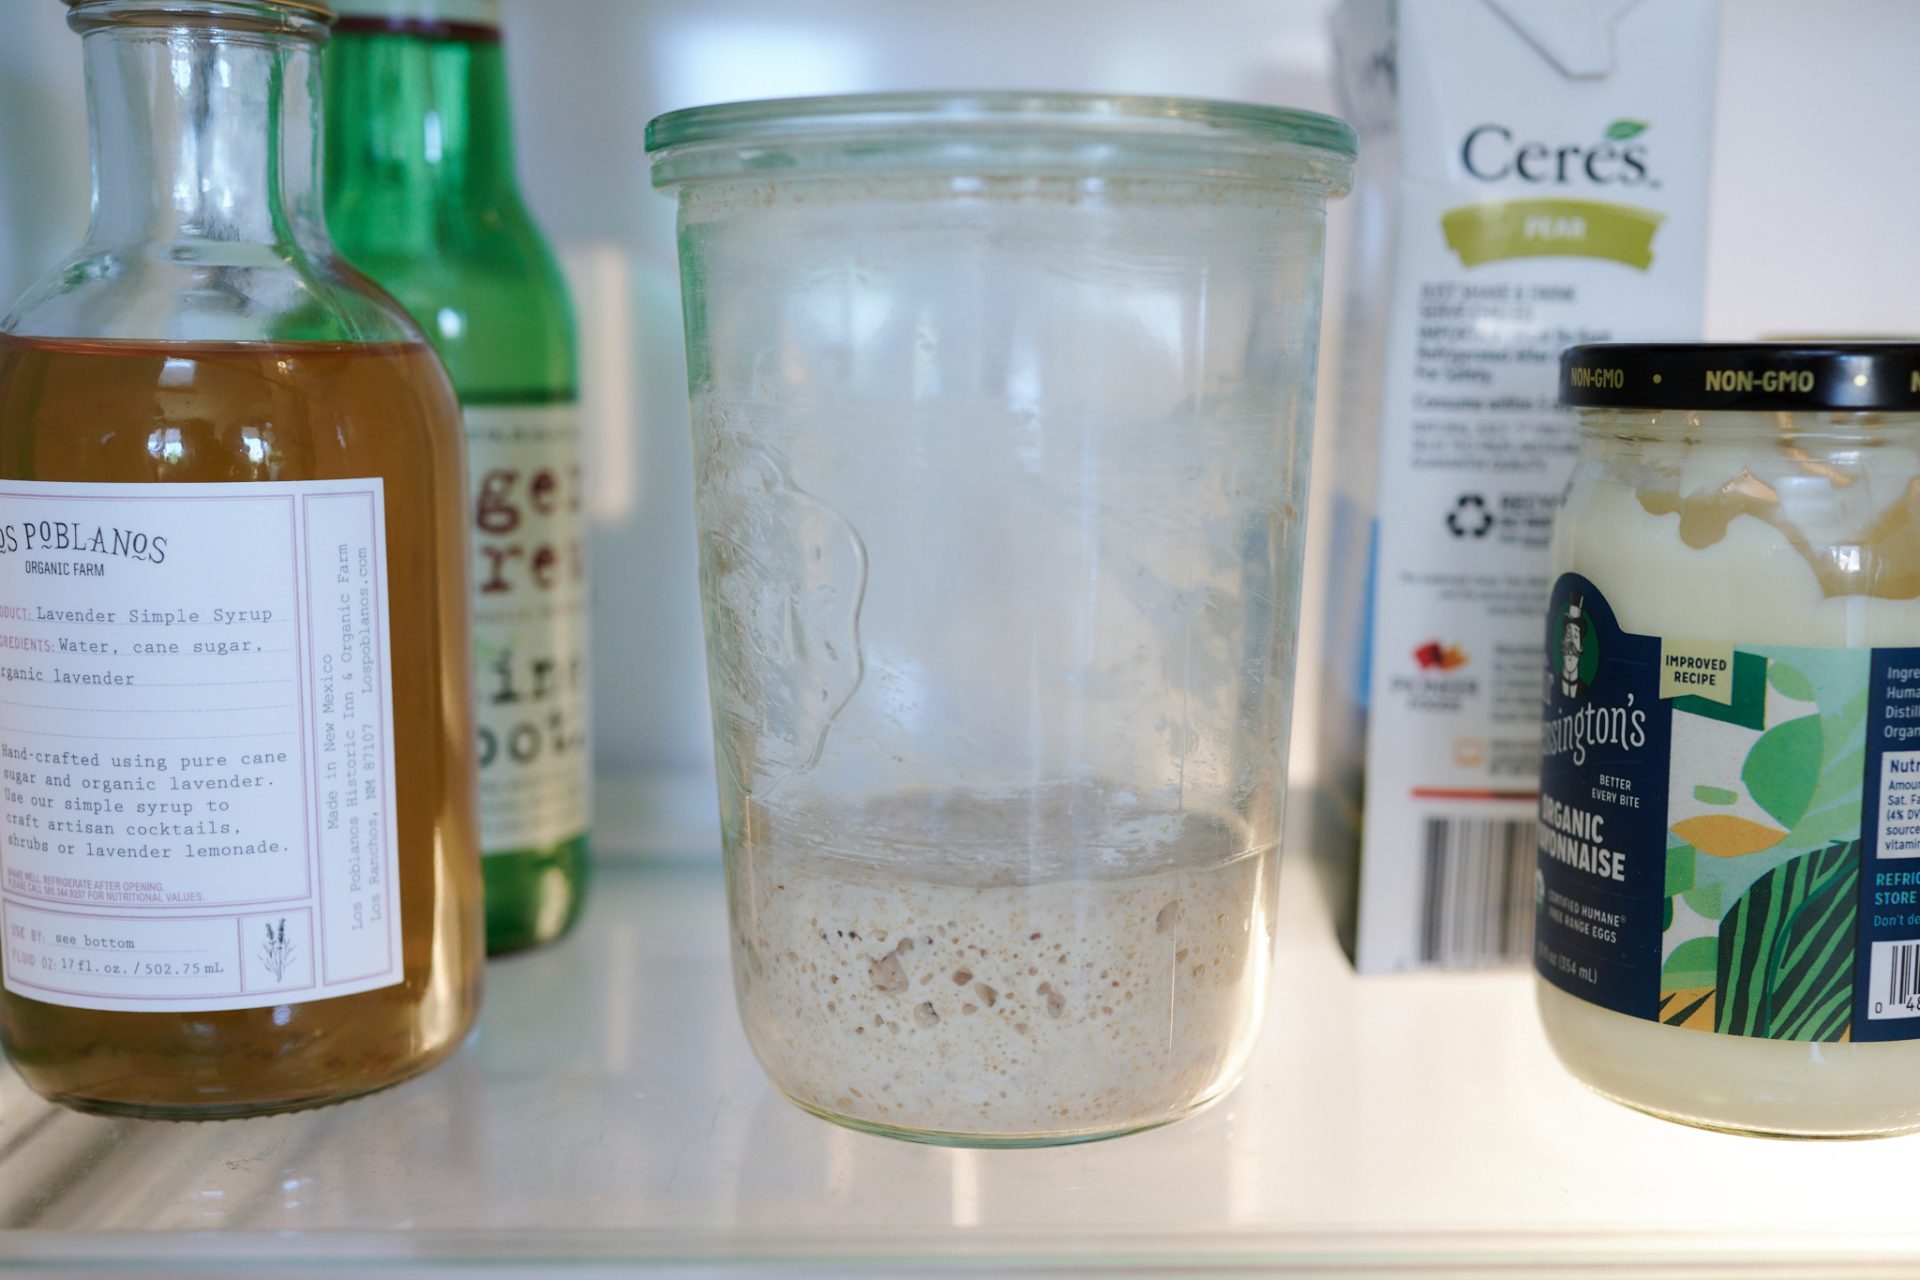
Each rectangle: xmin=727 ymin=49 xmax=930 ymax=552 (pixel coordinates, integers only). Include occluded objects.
xmin=1420 ymin=817 xmax=1534 ymax=967
xmin=1870 ymin=941 xmax=1920 ymax=1020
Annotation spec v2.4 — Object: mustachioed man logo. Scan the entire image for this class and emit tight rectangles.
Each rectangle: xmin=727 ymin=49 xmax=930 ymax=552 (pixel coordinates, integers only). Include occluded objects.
xmin=1556 ymin=590 xmax=1597 ymax=699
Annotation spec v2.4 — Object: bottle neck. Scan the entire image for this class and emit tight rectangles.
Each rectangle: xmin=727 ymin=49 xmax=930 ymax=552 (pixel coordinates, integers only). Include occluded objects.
xmin=324 ymin=22 xmax=521 ymax=217
xmin=80 ymin=14 xmax=329 ymax=255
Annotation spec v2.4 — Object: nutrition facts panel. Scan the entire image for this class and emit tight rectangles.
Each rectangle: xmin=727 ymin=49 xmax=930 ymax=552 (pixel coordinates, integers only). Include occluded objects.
xmin=0 ymin=478 xmax=401 ymax=1013
xmin=1858 ymin=651 xmax=1920 ymax=1032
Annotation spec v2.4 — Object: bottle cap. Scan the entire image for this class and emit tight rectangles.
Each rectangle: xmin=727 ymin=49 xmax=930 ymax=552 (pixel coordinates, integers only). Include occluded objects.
xmin=329 ymin=0 xmax=499 ymax=28
xmin=1561 ymin=343 xmax=1920 ymax=413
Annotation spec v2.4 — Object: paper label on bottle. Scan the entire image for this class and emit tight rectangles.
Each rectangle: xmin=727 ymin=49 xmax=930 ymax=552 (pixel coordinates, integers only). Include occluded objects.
xmin=0 ymin=479 xmax=403 ymax=1013
xmin=467 ymin=403 xmax=590 ymax=855
xmin=1535 ymin=573 xmax=1920 ymax=1041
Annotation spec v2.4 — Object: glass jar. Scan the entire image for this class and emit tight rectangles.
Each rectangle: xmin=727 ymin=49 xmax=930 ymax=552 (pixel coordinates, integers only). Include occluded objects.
xmin=1538 ymin=342 xmax=1920 ymax=1136
xmin=326 ymin=0 xmax=591 ymax=954
xmin=647 ymin=92 xmax=1353 ymax=1146
xmin=0 ymin=0 xmax=482 ymax=1117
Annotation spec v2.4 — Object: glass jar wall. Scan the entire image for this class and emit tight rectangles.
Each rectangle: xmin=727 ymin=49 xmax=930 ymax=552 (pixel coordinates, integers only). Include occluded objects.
xmin=649 ymin=92 xmax=1352 ymax=1145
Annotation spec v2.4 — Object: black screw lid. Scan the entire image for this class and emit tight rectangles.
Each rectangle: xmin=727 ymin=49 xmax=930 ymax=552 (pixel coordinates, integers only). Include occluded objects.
xmin=1561 ymin=343 xmax=1920 ymax=412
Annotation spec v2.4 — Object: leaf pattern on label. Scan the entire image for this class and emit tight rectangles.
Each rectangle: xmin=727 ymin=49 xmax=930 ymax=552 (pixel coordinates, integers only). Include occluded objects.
xmin=1714 ymin=839 xmax=1859 ymax=1041
xmin=1741 ymin=713 xmax=1824 ymax=830
xmin=1658 ymin=646 xmax=1870 ymax=1040
xmin=1659 ymin=986 xmax=1716 ymax=1031
xmin=1671 ymin=813 xmax=1787 ymax=858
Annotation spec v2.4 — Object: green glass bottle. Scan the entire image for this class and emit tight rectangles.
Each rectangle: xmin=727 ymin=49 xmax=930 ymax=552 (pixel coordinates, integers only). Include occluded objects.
xmin=324 ymin=0 xmax=590 ymax=953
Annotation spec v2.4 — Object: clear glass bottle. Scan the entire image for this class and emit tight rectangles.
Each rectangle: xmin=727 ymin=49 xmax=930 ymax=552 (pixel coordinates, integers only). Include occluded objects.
xmin=0 ymin=0 xmax=482 ymax=1117
xmin=324 ymin=0 xmax=589 ymax=954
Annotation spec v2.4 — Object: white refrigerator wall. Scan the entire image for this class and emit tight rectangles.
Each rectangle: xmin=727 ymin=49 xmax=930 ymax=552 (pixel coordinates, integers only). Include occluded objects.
xmin=3 ymin=0 xmax=1918 ymax=850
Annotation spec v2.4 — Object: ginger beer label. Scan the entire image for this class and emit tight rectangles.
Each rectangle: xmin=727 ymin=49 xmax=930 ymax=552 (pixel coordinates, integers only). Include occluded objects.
xmin=1537 ymin=573 xmax=1920 ymax=1041
xmin=466 ymin=404 xmax=590 ymax=854
xmin=0 ymin=479 xmax=402 ymax=1013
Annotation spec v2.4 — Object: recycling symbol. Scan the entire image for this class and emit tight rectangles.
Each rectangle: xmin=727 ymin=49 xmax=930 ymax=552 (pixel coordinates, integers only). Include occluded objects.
xmin=1446 ymin=493 xmax=1495 ymax=538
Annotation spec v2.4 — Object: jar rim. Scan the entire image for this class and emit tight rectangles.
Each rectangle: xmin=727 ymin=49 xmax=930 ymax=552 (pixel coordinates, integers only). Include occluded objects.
xmin=645 ymin=91 xmax=1356 ymax=194
xmin=65 ymin=0 xmax=336 ymax=30
xmin=1563 ymin=342 xmax=1920 ymax=414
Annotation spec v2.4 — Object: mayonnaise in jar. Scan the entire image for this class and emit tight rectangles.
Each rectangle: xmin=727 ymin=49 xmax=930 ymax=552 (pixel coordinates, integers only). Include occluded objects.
xmin=1539 ymin=343 xmax=1920 ymax=1136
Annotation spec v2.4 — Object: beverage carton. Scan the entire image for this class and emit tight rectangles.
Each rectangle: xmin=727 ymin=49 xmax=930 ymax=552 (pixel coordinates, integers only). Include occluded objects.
xmin=1320 ymin=0 xmax=1720 ymax=971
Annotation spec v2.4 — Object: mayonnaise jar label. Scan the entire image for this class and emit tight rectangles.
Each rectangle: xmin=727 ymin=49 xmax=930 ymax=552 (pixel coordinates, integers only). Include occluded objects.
xmin=1536 ymin=573 xmax=1920 ymax=1041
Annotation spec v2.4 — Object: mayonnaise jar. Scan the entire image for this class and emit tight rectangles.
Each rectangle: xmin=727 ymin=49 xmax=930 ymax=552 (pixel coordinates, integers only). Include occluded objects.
xmin=1537 ymin=343 xmax=1920 ymax=1136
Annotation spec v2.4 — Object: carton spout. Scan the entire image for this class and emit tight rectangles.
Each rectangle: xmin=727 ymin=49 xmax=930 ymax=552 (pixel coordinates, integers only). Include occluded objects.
xmin=1484 ymin=0 xmax=1642 ymax=78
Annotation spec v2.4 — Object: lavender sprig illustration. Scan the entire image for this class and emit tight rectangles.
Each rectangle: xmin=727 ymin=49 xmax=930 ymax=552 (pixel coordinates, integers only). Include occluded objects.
xmin=260 ymin=918 xmax=296 ymax=982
